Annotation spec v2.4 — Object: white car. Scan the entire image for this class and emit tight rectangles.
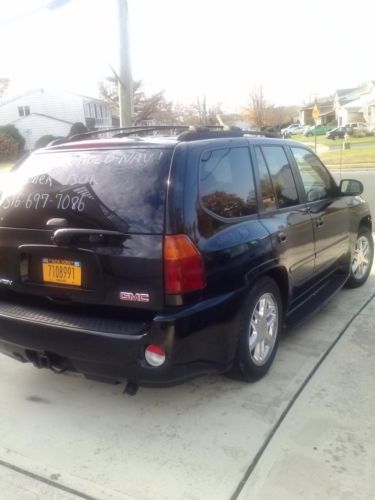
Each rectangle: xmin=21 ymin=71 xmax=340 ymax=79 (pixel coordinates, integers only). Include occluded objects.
xmin=280 ymin=124 xmax=303 ymax=136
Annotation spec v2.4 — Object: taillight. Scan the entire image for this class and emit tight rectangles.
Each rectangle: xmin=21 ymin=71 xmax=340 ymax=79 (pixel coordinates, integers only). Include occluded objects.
xmin=163 ymin=235 xmax=206 ymax=294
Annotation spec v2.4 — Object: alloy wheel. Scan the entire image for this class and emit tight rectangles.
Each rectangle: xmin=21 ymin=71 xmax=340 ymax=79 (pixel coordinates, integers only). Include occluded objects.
xmin=248 ymin=293 xmax=278 ymax=366
xmin=352 ymin=235 xmax=371 ymax=280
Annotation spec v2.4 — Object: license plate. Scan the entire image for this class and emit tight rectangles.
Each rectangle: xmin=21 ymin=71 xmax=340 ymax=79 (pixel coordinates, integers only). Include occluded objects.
xmin=42 ymin=259 xmax=82 ymax=286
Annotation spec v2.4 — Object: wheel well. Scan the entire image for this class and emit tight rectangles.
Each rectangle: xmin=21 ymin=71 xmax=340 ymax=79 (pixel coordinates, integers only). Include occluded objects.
xmin=264 ymin=267 xmax=289 ymax=314
xmin=359 ymin=216 xmax=372 ymax=233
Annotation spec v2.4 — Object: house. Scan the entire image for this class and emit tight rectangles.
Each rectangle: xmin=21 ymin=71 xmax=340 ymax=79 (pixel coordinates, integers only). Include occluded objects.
xmin=0 ymin=88 xmax=112 ymax=149
xmin=299 ymin=81 xmax=375 ymax=129
xmin=334 ymin=86 xmax=365 ymax=126
xmin=299 ymin=96 xmax=335 ymax=125
xmin=361 ymin=81 xmax=375 ymax=130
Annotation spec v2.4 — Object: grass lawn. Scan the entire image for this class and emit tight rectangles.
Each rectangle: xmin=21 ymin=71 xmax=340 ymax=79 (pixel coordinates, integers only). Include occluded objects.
xmin=292 ymin=134 xmax=375 ymax=147
xmin=289 ymin=135 xmax=375 ymax=166
xmin=0 ymin=162 xmax=13 ymax=174
xmin=319 ymin=146 xmax=375 ymax=166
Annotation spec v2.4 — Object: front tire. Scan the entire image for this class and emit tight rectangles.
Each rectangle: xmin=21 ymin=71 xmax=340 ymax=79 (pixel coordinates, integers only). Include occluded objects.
xmin=345 ymin=227 xmax=373 ymax=288
xmin=233 ymin=277 xmax=282 ymax=381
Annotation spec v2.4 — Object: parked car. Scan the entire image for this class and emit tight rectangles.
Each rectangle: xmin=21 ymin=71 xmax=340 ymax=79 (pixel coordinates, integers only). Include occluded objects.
xmin=0 ymin=128 xmax=372 ymax=393
xmin=304 ymin=124 xmax=335 ymax=136
xmin=326 ymin=127 xmax=347 ymax=139
xmin=345 ymin=122 xmax=368 ymax=130
xmin=281 ymin=123 xmax=301 ymax=137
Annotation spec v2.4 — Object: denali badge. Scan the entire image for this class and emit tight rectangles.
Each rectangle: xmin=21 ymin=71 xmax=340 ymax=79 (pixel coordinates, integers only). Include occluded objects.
xmin=120 ymin=291 xmax=150 ymax=303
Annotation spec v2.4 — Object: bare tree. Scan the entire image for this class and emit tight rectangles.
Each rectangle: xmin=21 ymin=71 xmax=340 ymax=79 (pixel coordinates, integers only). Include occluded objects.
xmin=247 ymin=85 xmax=267 ymax=129
xmin=99 ymin=76 xmax=174 ymax=126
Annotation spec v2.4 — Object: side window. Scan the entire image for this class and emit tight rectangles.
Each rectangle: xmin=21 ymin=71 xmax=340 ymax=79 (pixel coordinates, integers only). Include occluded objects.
xmin=255 ymin=147 xmax=276 ymax=211
xmin=261 ymin=146 xmax=300 ymax=208
xmin=199 ymin=147 xmax=257 ymax=218
xmin=291 ymin=147 xmax=335 ymax=202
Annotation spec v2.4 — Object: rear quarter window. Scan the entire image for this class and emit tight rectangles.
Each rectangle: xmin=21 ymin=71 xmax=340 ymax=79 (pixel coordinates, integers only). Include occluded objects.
xmin=199 ymin=147 xmax=257 ymax=218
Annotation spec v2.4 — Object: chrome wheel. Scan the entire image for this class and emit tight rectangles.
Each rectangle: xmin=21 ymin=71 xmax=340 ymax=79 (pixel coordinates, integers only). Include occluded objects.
xmin=352 ymin=235 xmax=371 ymax=280
xmin=249 ymin=293 xmax=278 ymax=366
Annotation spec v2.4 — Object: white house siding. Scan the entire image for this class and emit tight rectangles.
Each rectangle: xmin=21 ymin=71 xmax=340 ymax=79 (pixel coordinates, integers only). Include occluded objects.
xmin=12 ymin=114 xmax=73 ymax=149
xmin=0 ymin=89 xmax=84 ymax=125
xmin=0 ymin=88 xmax=112 ymax=133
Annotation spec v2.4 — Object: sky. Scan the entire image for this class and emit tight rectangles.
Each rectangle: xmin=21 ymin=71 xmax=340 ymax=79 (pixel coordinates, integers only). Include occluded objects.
xmin=0 ymin=0 xmax=374 ymax=111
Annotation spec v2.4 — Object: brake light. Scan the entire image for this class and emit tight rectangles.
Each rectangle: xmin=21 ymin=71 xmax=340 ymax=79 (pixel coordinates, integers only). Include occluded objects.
xmin=163 ymin=235 xmax=206 ymax=294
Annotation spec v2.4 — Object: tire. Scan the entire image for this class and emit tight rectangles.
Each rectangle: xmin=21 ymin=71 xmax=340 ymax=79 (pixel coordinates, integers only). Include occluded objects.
xmin=345 ymin=227 xmax=374 ymax=289
xmin=232 ymin=277 xmax=282 ymax=381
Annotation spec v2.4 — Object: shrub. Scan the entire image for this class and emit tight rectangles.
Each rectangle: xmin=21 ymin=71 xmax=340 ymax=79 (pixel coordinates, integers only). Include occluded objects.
xmin=0 ymin=124 xmax=25 ymax=152
xmin=34 ymin=134 xmax=60 ymax=149
xmin=352 ymin=129 xmax=367 ymax=138
xmin=68 ymin=122 xmax=88 ymax=136
xmin=0 ymin=133 xmax=18 ymax=161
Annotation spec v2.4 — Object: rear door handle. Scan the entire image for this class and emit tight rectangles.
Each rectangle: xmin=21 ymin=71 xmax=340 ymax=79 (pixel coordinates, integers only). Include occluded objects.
xmin=277 ymin=231 xmax=287 ymax=243
xmin=315 ymin=217 xmax=324 ymax=228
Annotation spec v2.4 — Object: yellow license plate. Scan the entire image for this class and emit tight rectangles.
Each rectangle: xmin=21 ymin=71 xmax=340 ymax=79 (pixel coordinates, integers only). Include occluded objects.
xmin=42 ymin=259 xmax=82 ymax=286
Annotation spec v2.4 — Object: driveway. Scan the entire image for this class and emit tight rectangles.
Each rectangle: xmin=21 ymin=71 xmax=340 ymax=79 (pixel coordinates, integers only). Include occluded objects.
xmin=0 ymin=265 xmax=374 ymax=499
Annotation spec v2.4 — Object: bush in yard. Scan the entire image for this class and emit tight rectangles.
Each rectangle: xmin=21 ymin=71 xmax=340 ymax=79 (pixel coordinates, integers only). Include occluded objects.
xmin=68 ymin=122 xmax=88 ymax=137
xmin=0 ymin=133 xmax=18 ymax=161
xmin=0 ymin=124 xmax=25 ymax=153
xmin=34 ymin=134 xmax=60 ymax=149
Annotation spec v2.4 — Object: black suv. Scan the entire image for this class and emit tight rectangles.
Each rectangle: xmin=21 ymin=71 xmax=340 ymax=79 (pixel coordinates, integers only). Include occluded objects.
xmin=0 ymin=127 xmax=372 ymax=392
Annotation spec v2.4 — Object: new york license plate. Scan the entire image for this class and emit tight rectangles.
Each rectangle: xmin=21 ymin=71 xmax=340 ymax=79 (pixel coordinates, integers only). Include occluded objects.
xmin=42 ymin=259 xmax=82 ymax=286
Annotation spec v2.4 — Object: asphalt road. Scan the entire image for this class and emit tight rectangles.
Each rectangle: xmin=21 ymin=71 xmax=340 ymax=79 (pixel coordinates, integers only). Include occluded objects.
xmin=332 ymin=168 xmax=375 ymax=216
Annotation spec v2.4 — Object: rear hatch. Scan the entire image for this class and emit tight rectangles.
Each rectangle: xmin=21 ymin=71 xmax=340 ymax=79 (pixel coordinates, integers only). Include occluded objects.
xmin=0 ymin=145 xmax=173 ymax=311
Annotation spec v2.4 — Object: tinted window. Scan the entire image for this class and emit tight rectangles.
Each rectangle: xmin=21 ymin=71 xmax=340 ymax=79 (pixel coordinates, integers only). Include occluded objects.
xmin=199 ymin=147 xmax=256 ymax=218
xmin=291 ymin=147 xmax=334 ymax=201
xmin=1 ymin=149 xmax=172 ymax=233
xmin=261 ymin=146 xmax=299 ymax=208
xmin=255 ymin=147 xmax=276 ymax=211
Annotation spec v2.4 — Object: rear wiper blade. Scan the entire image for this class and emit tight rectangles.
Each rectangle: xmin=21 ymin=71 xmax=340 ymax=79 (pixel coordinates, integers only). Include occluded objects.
xmin=52 ymin=228 xmax=126 ymax=246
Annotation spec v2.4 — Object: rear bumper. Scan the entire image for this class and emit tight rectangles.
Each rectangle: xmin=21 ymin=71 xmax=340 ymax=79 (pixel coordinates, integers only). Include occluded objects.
xmin=0 ymin=291 xmax=242 ymax=387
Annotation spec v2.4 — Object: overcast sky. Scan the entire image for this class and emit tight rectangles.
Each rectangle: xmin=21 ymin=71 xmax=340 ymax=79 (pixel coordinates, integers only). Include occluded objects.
xmin=1 ymin=0 xmax=374 ymax=110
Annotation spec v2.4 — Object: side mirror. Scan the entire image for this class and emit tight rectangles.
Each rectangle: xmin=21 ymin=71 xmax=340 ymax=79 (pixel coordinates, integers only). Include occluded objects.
xmin=340 ymin=179 xmax=364 ymax=196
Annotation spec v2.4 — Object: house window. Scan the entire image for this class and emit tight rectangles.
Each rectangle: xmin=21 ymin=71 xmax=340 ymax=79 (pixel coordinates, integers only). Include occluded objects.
xmin=18 ymin=106 xmax=30 ymax=117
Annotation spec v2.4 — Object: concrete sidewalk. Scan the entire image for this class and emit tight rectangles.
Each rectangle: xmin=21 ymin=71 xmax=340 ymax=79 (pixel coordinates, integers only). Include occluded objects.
xmin=0 ymin=272 xmax=374 ymax=499
xmin=238 ymin=295 xmax=375 ymax=500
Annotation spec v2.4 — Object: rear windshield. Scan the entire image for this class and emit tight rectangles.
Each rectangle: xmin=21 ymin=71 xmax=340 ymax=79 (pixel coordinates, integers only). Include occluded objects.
xmin=0 ymin=148 xmax=172 ymax=233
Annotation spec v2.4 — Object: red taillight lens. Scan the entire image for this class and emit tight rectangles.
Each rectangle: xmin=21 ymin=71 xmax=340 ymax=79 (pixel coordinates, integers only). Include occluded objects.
xmin=145 ymin=345 xmax=166 ymax=367
xmin=164 ymin=235 xmax=206 ymax=294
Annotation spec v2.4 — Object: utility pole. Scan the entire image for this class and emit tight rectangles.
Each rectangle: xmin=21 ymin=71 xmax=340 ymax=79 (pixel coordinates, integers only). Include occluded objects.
xmin=117 ymin=0 xmax=133 ymax=126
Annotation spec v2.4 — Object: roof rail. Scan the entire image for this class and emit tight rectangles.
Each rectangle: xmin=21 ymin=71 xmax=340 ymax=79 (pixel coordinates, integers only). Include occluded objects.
xmin=68 ymin=125 xmax=224 ymax=142
xmin=177 ymin=128 xmax=281 ymax=141
xmin=113 ymin=125 xmax=223 ymax=138
xmin=47 ymin=125 xmax=280 ymax=147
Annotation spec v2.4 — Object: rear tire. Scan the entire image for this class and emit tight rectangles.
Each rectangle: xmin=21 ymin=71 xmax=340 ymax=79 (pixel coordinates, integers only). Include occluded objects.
xmin=232 ymin=277 xmax=282 ymax=381
xmin=345 ymin=227 xmax=373 ymax=288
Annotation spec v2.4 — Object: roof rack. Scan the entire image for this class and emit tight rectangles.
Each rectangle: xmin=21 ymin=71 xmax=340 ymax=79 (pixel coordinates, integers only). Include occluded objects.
xmin=112 ymin=125 xmax=223 ymax=138
xmin=46 ymin=125 xmax=280 ymax=148
xmin=68 ymin=125 xmax=224 ymax=142
xmin=177 ymin=129 xmax=281 ymax=141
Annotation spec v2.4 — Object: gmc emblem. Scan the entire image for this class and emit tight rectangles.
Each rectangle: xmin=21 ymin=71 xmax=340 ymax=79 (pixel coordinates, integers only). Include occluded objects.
xmin=120 ymin=291 xmax=150 ymax=303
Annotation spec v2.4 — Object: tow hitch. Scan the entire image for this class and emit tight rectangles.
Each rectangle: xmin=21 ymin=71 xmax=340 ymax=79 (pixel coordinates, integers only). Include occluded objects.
xmin=25 ymin=350 xmax=68 ymax=373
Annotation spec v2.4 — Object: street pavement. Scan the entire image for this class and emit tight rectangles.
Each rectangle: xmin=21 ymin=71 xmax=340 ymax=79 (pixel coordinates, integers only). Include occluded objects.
xmin=238 ymin=290 xmax=375 ymax=500
xmin=0 ymin=262 xmax=374 ymax=499
xmin=331 ymin=169 xmax=375 ymax=217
